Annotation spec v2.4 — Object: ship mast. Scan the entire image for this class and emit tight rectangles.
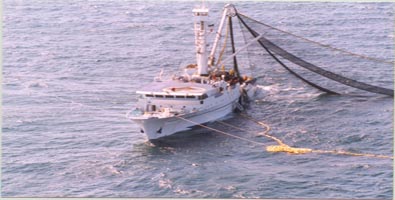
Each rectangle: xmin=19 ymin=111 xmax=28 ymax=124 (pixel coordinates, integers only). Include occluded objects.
xmin=193 ymin=2 xmax=209 ymax=76
xmin=208 ymin=4 xmax=231 ymax=67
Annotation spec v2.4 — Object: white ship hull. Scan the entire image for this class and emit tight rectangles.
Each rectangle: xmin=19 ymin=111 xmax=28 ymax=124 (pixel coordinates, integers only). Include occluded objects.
xmin=132 ymin=100 xmax=237 ymax=140
xmin=129 ymin=80 xmax=242 ymax=140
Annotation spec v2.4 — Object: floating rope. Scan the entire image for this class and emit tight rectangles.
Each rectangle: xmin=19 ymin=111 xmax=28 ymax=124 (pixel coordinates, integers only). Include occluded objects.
xmin=218 ymin=115 xmax=314 ymax=154
xmin=176 ymin=115 xmax=393 ymax=159
xmin=239 ymin=114 xmax=393 ymax=159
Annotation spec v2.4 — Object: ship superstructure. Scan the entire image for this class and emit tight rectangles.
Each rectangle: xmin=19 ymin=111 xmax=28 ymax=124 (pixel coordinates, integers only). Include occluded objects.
xmin=128 ymin=4 xmax=256 ymax=140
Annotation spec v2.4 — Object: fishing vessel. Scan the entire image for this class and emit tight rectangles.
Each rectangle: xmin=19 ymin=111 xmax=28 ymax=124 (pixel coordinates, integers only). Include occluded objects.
xmin=128 ymin=4 xmax=256 ymax=140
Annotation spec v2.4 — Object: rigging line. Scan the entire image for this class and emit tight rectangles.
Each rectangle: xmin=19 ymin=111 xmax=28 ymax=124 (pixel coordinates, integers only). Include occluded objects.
xmin=228 ymin=16 xmax=241 ymax=78
xmin=237 ymin=12 xmax=394 ymax=65
xmin=237 ymin=14 xmax=339 ymax=95
xmin=237 ymin=15 xmax=254 ymax=76
xmin=237 ymin=13 xmax=394 ymax=96
xmin=215 ymin=17 xmax=230 ymax=67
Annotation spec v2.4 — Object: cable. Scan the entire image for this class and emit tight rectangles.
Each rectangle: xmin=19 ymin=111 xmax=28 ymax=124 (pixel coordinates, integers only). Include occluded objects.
xmin=238 ymin=12 xmax=394 ymax=65
xmin=175 ymin=114 xmax=393 ymax=159
xmin=237 ymin=13 xmax=394 ymax=97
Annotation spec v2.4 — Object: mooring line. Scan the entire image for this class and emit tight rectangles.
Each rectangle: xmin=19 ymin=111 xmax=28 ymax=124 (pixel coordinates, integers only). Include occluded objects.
xmin=175 ymin=116 xmax=265 ymax=146
xmin=175 ymin=114 xmax=393 ymax=159
xmin=217 ymin=118 xmax=285 ymax=146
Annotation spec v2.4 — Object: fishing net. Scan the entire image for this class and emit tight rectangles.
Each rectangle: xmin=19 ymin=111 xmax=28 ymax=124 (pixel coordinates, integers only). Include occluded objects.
xmin=234 ymin=12 xmax=394 ymax=96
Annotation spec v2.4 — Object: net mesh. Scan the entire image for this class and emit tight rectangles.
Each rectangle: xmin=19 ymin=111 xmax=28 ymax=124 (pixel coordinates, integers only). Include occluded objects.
xmin=235 ymin=13 xmax=394 ymax=96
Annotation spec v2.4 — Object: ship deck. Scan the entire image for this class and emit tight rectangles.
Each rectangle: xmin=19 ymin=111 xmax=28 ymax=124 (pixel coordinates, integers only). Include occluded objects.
xmin=136 ymin=79 xmax=216 ymax=96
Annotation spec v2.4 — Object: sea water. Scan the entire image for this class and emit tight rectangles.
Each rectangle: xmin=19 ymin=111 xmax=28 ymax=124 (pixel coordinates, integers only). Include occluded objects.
xmin=2 ymin=1 xmax=393 ymax=198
